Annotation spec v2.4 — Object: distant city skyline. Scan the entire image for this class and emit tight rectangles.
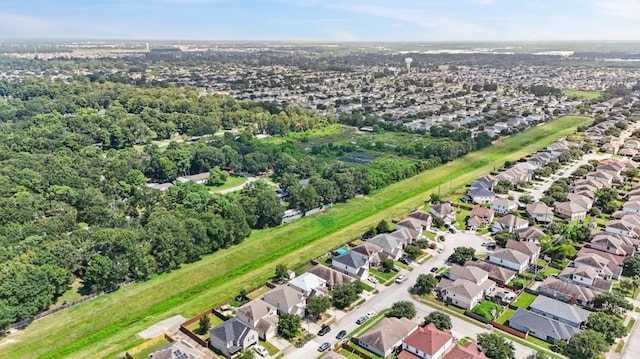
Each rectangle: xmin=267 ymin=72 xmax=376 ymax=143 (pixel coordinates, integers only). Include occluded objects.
xmin=1 ymin=0 xmax=640 ymax=41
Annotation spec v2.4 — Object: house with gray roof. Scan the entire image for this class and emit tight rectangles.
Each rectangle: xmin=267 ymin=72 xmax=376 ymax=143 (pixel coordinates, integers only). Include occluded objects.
xmin=437 ymin=278 xmax=484 ymax=310
xmin=492 ymin=214 xmax=528 ymax=233
xmin=537 ymin=277 xmax=597 ymax=306
xmin=487 ymin=248 xmax=530 ymax=273
xmin=430 ymin=203 xmax=456 ymax=224
xmin=367 ymin=234 xmax=404 ymax=259
xmin=508 ymin=308 xmax=580 ymax=343
xmin=209 ymin=318 xmax=258 ymax=358
xmin=526 ymin=202 xmax=553 ymax=223
xmin=287 ymin=272 xmax=327 ymax=297
xmin=149 ymin=340 xmax=204 ymax=359
xmin=467 ymin=187 xmax=496 ymax=204
xmin=331 ymin=251 xmax=370 ymax=280
xmin=261 ymin=285 xmax=306 ymax=317
xmin=529 ymin=296 xmax=591 ymax=328
xmin=465 ymin=261 xmax=516 ymax=286
xmin=235 ymin=300 xmax=278 ymax=340
xmin=358 ymin=317 xmax=418 ymax=358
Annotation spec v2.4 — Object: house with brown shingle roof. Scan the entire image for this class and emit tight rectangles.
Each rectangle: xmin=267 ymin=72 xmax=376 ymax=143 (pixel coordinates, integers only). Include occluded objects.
xmin=465 ymin=261 xmax=517 ymax=286
xmin=515 ymin=227 xmax=545 ymax=243
xmin=443 ymin=342 xmax=488 ymax=359
xmin=308 ymin=264 xmax=355 ymax=289
xmin=399 ymin=323 xmax=454 ymax=359
xmin=537 ymin=277 xmax=597 ymax=306
xmin=505 ymin=240 xmax=540 ymax=263
xmin=437 ymin=278 xmax=484 ymax=310
xmin=358 ymin=317 xmax=418 ymax=358
xmin=492 ymin=214 xmax=529 ymax=233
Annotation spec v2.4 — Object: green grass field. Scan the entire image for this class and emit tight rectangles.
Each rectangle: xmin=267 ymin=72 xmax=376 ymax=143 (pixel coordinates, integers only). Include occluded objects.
xmin=0 ymin=115 xmax=591 ymax=359
xmin=562 ymin=89 xmax=602 ymax=100
xmin=206 ymin=175 xmax=247 ymax=192
xmin=512 ymin=292 xmax=538 ymax=309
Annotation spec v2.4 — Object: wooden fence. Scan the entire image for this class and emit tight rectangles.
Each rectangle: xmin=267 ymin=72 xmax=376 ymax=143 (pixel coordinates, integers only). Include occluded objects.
xmin=125 ymin=333 xmax=174 ymax=358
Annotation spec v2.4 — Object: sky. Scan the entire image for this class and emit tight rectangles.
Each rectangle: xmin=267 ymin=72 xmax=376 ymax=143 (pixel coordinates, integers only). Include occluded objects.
xmin=1 ymin=0 xmax=640 ymax=41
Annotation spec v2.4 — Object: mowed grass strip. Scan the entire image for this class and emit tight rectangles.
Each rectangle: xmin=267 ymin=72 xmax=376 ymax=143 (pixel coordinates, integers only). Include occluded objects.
xmin=0 ymin=116 xmax=590 ymax=359
xmin=562 ymin=89 xmax=602 ymax=100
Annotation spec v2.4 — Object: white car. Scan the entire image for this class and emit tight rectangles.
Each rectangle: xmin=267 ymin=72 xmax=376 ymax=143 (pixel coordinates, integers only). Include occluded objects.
xmin=254 ymin=345 xmax=268 ymax=357
xmin=395 ymin=274 xmax=407 ymax=283
xmin=368 ymin=276 xmax=379 ymax=284
xmin=437 ymin=248 xmax=445 ymax=253
xmin=366 ymin=310 xmax=377 ymax=317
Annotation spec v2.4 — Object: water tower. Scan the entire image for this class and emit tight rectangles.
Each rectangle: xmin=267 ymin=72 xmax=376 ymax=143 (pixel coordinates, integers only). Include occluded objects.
xmin=405 ymin=57 xmax=413 ymax=73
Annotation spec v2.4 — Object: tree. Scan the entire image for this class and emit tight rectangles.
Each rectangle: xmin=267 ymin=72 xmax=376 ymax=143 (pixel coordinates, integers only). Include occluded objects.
xmin=550 ymin=244 xmax=576 ymax=260
xmin=382 ymin=258 xmax=395 ymax=272
xmin=386 ymin=301 xmax=416 ymax=319
xmin=430 ymin=193 xmax=441 ymax=204
xmin=477 ymin=332 xmax=515 ymax=359
xmin=593 ymin=292 xmax=633 ymax=315
xmin=206 ymin=166 xmax=229 ymax=186
xmin=376 ymin=219 xmax=390 ymax=234
xmin=415 ymin=274 xmax=438 ymax=295
xmin=623 ymin=255 xmax=640 ymax=277
xmin=197 ymin=315 xmax=211 ymax=335
xmin=278 ymin=313 xmax=301 ymax=339
xmin=448 ymin=247 xmax=475 ymax=265
xmin=524 ymin=351 xmax=550 ymax=359
xmin=424 ymin=311 xmax=452 ymax=330
xmin=331 ymin=282 xmax=363 ymax=309
xmin=566 ymin=330 xmax=608 ymax=359
xmin=493 ymin=231 xmax=515 ymax=248
xmin=236 ymin=349 xmax=255 ymax=359
xmin=274 ymin=264 xmax=288 ymax=282
xmin=584 ymin=312 xmax=626 ymax=343
xmin=433 ymin=216 xmax=445 ymax=228
xmin=306 ymin=295 xmax=330 ymax=318
xmin=519 ymin=194 xmax=534 ymax=204
xmin=404 ymin=244 xmax=423 ymax=260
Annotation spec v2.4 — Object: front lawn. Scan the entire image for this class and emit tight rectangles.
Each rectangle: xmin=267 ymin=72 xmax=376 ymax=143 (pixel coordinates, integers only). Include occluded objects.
xmin=369 ymin=268 xmax=396 ymax=282
xmin=259 ymin=340 xmax=279 ymax=355
xmin=206 ymin=175 xmax=247 ymax=192
xmin=512 ymin=292 xmax=537 ymax=309
xmin=540 ymin=266 xmax=560 ymax=276
xmin=471 ymin=301 xmax=503 ymax=321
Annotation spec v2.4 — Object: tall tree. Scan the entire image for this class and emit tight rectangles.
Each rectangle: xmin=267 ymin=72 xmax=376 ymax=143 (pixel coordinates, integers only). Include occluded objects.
xmin=477 ymin=333 xmax=515 ymax=359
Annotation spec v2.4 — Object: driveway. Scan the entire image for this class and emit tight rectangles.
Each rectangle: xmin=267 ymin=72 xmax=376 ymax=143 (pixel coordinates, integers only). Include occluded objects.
xmin=284 ymin=231 xmax=534 ymax=359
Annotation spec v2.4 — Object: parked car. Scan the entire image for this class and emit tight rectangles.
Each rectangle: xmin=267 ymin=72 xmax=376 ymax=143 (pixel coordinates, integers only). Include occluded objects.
xmin=318 ymin=325 xmax=331 ymax=336
xmin=399 ymin=256 xmax=413 ymax=265
xmin=430 ymin=267 xmax=439 ymax=273
xmin=391 ymin=265 xmax=401 ymax=272
xmin=448 ymin=227 xmax=457 ymax=234
xmin=356 ymin=316 xmax=368 ymax=325
xmin=438 ymin=235 xmax=445 ymax=241
xmin=368 ymin=276 xmax=379 ymax=284
xmin=318 ymin=342 xmax=331 ymax=352
xmin=437 ymin=248 xmax=445 ymax=254
xmin=367 ymin=310 xmax=377 ymax=317
xmin=254 ymin=345 xmax=268 ymax=357
xmin=395 ymin=275 xmax=407 ymax=283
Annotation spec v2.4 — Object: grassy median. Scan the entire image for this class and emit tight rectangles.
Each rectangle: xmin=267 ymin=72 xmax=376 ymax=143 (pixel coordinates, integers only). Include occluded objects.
xmin=0 ymin=115 xmax=591 ymax=359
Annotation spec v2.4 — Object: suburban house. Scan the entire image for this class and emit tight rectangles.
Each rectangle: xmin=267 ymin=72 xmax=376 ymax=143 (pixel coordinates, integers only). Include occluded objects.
xmin=358 ymin=317 xmax=418 ymax=358
xmin=430 ymin=203 xmax=457 ymax=224
xmin=490 ymin=198 xmax=518 ymax=215
xmin=308 ymin=264 xmax=355 ymax=289
xmin=466 ymin=187 xmax=496 ymax=204
xmin=527 ymin=152 xmax=553 ymax=167
xmin=576 ymin=247 xmax=625 ymax=279
xmin=589 ymin=232 xmax=637 ymax=256
xmin=623 ymin=200 xmax=640 ymax=215
xmin=442 ymin=342 xmax=488 ymax=359
xmin=235 ymin=300 xmax=279 ymax=341
xmin=606 ymin=218 xmax=640 ymax=238
xmin=547 ymin=140 xmax=579 ymax=157
xmin=287 ymin=272 xmax=327 ymax=297
xmin=492 ymin=214 xmax=529 ymax=233
xmin=505 ymin=240 xmax=540 ymax=264
xmin=469 ymin=175 xmax=496 ymax=192
xmin=261 ymin=285 xmax=306 ymax=317
xmin=149 ymin=340 xmax=202 ymax=359
xmin=465 ymin=261 xmax=516 ymax=286
xmin=515 ymin=227 xmax=546 ymax=243
xmin=437 ymin=278 xmax=484 ymax=310
xmin=467 ymin=207 xmax=494 ymax=230
xmin=554 ymin=202 xmax=587 ymax=222
xmin=528 ymin=296 xmax=591 ymax=328
xmin=537 ymin=277 xmax=597 ymax=306
xmin=331 ymin=251 xmax=370 ymax=280
xmin=396 ymin=217 xmax=429 ymax=236
xmin=368 ymin=234 xmax=404 ymax=259
xmin=573 ymin=252 xmax=619 ymax=279
xmin=487 ymin=248 xmax=530 ymax=273
xmin=586 ymin=171 xmax=614 ymax=186
xmin=508 ymin=308 xmax=580 ymax=344
xmin=209 ymin=318 xmax=258 ymax=358
xmin=408 ymin=209 xmax=433 ymax=224
xmin=448 ymin=264 xmax=495 ymax=295
xmin=391 ymin=227 xmax=421 ymax=244
xmin=399 ymin=323 xmax=454 ymax=359
xmin=559 ymin=266 xmax=613 ymax=292
xmin=567 ymin=193 xmax=593 ymax=210
xmin=176 ymin=172 xmax=211 ymax=184
xmin=526 ymin=202 xmax=553 ymax=223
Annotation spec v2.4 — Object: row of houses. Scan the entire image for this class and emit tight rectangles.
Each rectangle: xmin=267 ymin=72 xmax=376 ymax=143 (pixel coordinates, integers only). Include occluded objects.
xmin=207 ymin=210 xmax=434 ymax=357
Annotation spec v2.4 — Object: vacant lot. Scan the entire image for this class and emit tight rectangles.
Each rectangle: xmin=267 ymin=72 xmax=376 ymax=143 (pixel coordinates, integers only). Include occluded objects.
xmin=0 ymin=116 xmax=590 ymax=359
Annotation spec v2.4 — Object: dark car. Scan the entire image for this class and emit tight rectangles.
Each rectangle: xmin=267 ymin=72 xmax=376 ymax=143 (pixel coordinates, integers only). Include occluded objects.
xmin=318 ymin=342 xmax=331 ymax=352
xmin=430 ymin=266 xmax=439 ymax=273
xmin=399 ymin=256 xmax=411 ymax=265
xmin=318 ymin=325 xmax=331 ymax=336
xmin=448 ymin=227 xmax=456 ymax=233
xmin=356 ymin=316 xmax=368 ymax=325
xmin=438 ymin=235 xmax=445 ymax=241
xmin=336 ymin=330 xmax=347 ymax=339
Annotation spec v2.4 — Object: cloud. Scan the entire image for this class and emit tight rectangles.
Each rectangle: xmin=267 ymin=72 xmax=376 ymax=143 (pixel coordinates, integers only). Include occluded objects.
xmin=0 ymin=13 xmax=53 ymax=36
